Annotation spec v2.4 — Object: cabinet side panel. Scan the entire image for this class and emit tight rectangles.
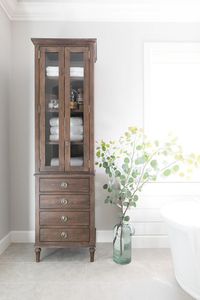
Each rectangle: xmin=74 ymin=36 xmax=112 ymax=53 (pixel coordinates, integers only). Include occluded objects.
xmin=89 ymin=45 xmax=95 ymax=173
xmin=89 ymin=175 xmax=95 ymax=246
xmin=35 ymin=45 xmax=40 ymax=172
xmin=35 ymin=176 xmax=40 ymax=245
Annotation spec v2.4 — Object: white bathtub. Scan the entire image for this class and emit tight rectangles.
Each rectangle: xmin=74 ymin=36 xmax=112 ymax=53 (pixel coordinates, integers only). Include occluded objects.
xmin=161 ymin=200 xmax=200 ymax=300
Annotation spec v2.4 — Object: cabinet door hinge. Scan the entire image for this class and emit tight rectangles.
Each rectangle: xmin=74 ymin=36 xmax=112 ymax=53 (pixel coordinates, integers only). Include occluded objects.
xmin=38 ymin=50 xmax=41 ymax=59
xmin=88 ymin=160 xmax=91 ymax=168
xmin=88 ymin=105 xmax=91 ymax=113
xmin=88 ymin=51 xmax=90 ymax=60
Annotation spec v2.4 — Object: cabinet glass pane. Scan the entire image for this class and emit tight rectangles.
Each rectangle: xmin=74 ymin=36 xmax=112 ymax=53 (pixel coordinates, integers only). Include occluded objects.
xmin=70 ymin=52 xmax=84 ymax=168
xmin=45 ymin=52 xmax=60 ymax=167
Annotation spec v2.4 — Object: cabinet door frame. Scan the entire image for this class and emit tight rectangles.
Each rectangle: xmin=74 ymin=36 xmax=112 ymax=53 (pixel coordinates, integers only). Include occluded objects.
xmin=39 ymin=46 xmax=65 ymax=172
xmin=64 ymin=47 xmax=90 ymax=172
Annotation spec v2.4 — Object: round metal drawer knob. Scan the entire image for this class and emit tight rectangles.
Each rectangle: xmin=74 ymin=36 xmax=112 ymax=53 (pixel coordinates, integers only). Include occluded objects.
xmin=60 ymin=198 xmax=68 ymax=206
xmin=60 ymin=232 xmax=67 ymax=239
xmin=61 ymin=215 xmax=68 ymax=223
xmin=60 ymin=182 xmax=68 ymax=189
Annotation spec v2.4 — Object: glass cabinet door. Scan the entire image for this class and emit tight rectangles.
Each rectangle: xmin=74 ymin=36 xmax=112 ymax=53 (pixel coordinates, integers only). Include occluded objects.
xmin=39 ymin=47 xmax=64 ymax=171
xmin=65 ymin=48 xmax=90 ymax=171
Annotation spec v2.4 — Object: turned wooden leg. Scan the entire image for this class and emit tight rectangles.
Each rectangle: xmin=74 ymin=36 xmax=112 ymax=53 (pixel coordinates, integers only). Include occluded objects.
xmin=89 ymin=247 xmax=95 ymax=262
xmin=35 ymin=247 xmax=41 ymax=263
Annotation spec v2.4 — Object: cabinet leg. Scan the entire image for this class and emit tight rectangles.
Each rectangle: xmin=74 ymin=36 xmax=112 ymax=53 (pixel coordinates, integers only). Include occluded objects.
xmin=89 ymin=247 xmax=95 ymax=262
xmin=35 ymin=247 xmax=41 ymax=263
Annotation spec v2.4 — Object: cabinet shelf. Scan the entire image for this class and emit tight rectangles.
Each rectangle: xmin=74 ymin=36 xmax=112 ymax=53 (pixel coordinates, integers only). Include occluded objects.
xmin=47 ymin=141 xmax=59 ymax=145
xmin=70 ymin=76 xmax=84 ymax=80
xmin=47 ymin=109 xmax=59 ymax=113
xmin=70 ymin=109 xmax=83 ymax=116
xmin=46 ymin=76 xmax=59 ymax=80
xmin=71 ymin=141 xmax=83 ymax=145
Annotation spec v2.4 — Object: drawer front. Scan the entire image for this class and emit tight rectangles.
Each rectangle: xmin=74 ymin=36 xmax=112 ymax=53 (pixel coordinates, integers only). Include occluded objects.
xmin=40 ymin=228 xmax=89 ymax=242
xmin=40 ymin=178 xmax=89 ymax=193
xmin=40 ymin=195 xmax=90 ymax=209
xmin=40 ymin=211 xmax=89 ymax=226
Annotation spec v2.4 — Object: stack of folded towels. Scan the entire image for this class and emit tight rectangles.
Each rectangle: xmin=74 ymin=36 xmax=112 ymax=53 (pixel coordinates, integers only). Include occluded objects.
xmin=49 ymin=116 xmax=84 ymax=167
xmin=70 ymin=117 xmax=83 ymax=141
xmin=49 ymin=118 xmax=59 ymax=142
xmin=46 ymin=66 xmax=59 ymax=77
xmin=50 ymin=157 xmax=83 ymax=167
xmin=70 ymin=67 xmax=84 ymax=77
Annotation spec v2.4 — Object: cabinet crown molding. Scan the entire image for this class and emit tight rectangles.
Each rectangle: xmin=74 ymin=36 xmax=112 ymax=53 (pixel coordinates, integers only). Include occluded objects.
xmin=2 ymin=0 xmax=200 ymax=22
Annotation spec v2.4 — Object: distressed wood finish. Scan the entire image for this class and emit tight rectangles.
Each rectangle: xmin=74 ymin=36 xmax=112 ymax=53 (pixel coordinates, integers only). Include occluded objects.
xmin=40 ymin=211 xmax=89 ymax=226
xmin=40 ymin=178 xmax=89 ymax=193
xmin=32 ymin=38 xmax=97 ymax=262
xmin=40 ymin=194 xmax=90 ymax=209
xmin=40 ymin=228 xmax=90 ymax=242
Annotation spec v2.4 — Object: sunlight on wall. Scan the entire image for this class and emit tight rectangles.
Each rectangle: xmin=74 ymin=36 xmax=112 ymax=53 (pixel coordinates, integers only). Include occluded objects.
xmin=144 ymin=43 xmax=200 ymax=181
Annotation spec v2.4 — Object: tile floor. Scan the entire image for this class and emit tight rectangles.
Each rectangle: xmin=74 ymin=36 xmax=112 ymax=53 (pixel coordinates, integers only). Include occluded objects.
xmin=0 ymin=243 xmax=194 ymax=300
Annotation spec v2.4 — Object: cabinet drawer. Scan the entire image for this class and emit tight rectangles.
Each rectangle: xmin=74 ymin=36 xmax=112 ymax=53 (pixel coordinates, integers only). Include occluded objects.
xmin=40 ymin=195 xmax=90 ymax=209
xmin=40 ymin=228 xmax=89 ymax=242
xmin=40 ymin=211 xmax=89 ymax=226
xmin=40 ymin=178 xmax=89 ymax=193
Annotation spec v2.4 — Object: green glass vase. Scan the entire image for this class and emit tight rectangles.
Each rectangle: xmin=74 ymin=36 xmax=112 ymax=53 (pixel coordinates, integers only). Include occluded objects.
xmin=113 ymin=222 xmax=134 ymax=265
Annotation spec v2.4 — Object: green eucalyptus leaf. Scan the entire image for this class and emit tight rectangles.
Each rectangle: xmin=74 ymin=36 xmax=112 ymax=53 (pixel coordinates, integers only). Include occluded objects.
xmin=136 ymin=145 xmax=142 ymax=150
xmin=127 ymin=190 xmax=132 ymax=198
xmin=163 ymin=169 xmax=171 ymax=176
xmin=104 ymin=196 xmax=110 ymax=203
xmin=124 ymin=216 xmax=130 ymax=222
xmin=143 ymin=172 xmax=149 ymax=180
xmin=132 ymin=171 xmax=138 ymax=178
xmin=173 ymin=165 xmax=179 ymax=172
xmin=135 ymin=156 xmax=145 ymax=165
xmin=103 ymin=184 xmax=108 ymax=189
xmin=103 ymin=162 xmax=108 ymax=168
xmin=115 ymin=170 xmax=121 ymax=177
xmin=124 ymin=157 xmax=130 ymax=163
xmin=150 ymin=160 xmax=157 ymax=168
xmin=96 ymin=150 xmax=100 ymax=157
xmin=105 ymin=167 xmax=110 ymax=174
xmin=128 ymin=177 xmax=134 ymax=183
xmin=134 ymin=195 xmax=139 ymax=201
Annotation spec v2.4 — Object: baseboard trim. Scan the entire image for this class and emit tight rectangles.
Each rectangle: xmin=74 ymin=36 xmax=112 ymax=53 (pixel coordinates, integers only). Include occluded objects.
xmin=0 ymin=233 xmax=11 ymax=255
xmin=9 ymin=230 xmax=169 ymax=248
xmin=10 ymin=231 xmax=35 ymax=243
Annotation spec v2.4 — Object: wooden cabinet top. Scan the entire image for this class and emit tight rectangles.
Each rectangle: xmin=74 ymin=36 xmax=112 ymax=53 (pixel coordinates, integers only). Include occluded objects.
xmin=31 ymin=38 xmax=97 ymax=61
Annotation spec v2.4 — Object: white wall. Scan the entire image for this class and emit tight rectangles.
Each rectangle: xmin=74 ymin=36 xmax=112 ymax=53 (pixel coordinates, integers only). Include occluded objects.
xmin=10 ymin=21 xmax=200 ymax=242
xmin=0 ymin=6 xmax=11 ymax=240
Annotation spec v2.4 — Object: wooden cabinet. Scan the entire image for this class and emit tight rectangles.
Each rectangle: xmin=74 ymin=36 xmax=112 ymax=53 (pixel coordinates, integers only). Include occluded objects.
xmin=32 ymin=38 xmax=97 ymax=262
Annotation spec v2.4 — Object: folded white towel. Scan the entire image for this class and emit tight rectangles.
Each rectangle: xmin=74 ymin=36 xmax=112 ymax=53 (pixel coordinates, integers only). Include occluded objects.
xmin=50 ymin=158 xmax=59 ymax=167
xmin=50 ymin=126 xmax=59 ymax=135
xmin=70 ymin=134 xmax=83 ymax=142
xmin=70 ymin=67 xmax=84 ymax=77
xmin=70 ymin=157 xmax=83 ymax=167
xmin=49 ymin=134 xmax=59 ymax=141
xmin=47 ymin=73 xmax=59 ymax=77
xmin=46 ymin=67 xmax=59 ymax=77
xmin=70 ymin=125 xmax=83 ymax=135
xmin=50 ymin=157 xmax=83 ymax=167
xmin=50 ymin=118 xmax=59 ymax=127
xmin=46 ymin=66 xmax=59 ymax=71
xmin=70 ymin=117 xmax=83 ymax=126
